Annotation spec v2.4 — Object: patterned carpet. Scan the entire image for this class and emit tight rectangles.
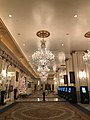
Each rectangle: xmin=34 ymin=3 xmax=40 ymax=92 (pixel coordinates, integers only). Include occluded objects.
xmin=0 ymin=102 xmax=90 ymax=120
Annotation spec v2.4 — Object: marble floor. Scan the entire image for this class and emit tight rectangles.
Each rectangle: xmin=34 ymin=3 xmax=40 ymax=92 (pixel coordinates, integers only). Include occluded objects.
xmin=16 ymin=91 xmax=66 ymax=102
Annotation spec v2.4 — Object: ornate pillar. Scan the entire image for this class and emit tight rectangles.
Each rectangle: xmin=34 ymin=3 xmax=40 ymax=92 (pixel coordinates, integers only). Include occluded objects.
xmin=72 ymin=52 xmax=86 ymax=90
xmin=71 ymin=52 xmax=87 ymax=101
xmin=65 ymin=57 xmax=73 ymax=86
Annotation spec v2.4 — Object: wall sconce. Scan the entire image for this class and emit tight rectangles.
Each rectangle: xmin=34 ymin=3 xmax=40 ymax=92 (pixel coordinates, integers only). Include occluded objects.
xmin=1 ymin=69 xmax=6 ymax=78
xmin=38 ymin=80 xmax=40 ymax=85
xmin=79 ymin=70 xmax=86 ymax=80
xmin=53 ymin=77 xmax=56 ymax=81
xmin=60 ymin=78 xmax=64 ymax=84
xmin=55 ymin=81 xmax=57 ymax=84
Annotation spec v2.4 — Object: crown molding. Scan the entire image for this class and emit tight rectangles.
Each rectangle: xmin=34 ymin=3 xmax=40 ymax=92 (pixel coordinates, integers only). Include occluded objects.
xmin=0 ymin=18 xmax=37 ymax=78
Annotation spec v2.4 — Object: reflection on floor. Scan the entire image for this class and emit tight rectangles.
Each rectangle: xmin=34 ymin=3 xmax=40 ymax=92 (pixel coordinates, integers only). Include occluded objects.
xmin=16 ymin=90 xmax=66 ymax=102
xmin=16 ymin=97 xmax=65 ymax=102
xmin=30 ymin=90 xmax=58 ymax=97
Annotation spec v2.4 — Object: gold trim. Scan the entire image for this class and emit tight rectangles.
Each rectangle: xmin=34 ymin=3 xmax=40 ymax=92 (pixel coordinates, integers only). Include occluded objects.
xmin=36 ymin=30 xmax=50 ymax=38
xmin=0 ymin=18 xmax=37 ymax=78
xmin=84 ymin=31 xmax=90 ymax=38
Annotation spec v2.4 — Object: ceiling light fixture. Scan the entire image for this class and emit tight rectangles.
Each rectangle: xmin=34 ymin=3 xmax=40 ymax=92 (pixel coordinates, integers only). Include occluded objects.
xmin=32 ymin=30 xmax=55 ymax=81
xmin=23 ymin=43 xmax=25 ymax=46
xmin=61 ymin=43 xmax=64 ymax=46
xmin=74 ymin=14 xmax=78 ymax=18
xmin=9 ymin=14 xmax=12 ymax=18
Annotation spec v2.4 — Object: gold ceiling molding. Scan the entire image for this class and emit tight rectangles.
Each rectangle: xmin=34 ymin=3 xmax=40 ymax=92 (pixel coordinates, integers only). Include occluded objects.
xmin=0 ymin=18 xmax=37 ymax=78
xmin=84 ymin=31 xmax=90 ymax=38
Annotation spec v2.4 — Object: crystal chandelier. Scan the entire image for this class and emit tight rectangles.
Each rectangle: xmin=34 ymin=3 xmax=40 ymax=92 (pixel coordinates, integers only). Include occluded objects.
xmin=83 ymin=31 xmax=90 ymax=64
xmin=32 ymin=31 xmax=54 ymax=66
xmin=32 ymin=30 xmax=55 ymax=81
xmin=83 ymin=50 xmax=90 ymax=64
xmin=37 ymin=65 xmax=50 ymax=72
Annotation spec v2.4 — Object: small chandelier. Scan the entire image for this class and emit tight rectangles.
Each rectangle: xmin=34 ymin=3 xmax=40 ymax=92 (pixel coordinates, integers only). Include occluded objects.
xmin=32 ymin=30 xmax=55 ymax=81
xmin=83 ymin=50 xmax=90 ymax=64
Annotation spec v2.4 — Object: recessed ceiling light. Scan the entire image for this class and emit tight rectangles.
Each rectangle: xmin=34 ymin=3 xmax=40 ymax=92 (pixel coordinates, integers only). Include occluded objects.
xmin=61 ymin=43 xmax=64 ymax=46
xmin=23 ymin=43 xmax=25 ymax=46
xmin=74 ymin=15 xmax=78 ymax=18
xmin=9 ymin=14 xmax=12 ymax=18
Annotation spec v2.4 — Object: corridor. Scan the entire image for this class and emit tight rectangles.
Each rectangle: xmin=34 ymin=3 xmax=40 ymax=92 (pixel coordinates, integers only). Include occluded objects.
xmin=0 ymin=0 xmax=90 ymax=119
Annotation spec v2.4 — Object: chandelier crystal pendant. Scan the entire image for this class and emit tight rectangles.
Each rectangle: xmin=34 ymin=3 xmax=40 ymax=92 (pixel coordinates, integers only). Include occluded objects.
xmin=83 ymin=50 xmax=90 ymax=64
xmin=83 ymin=32 xmax=90 ymax=65
xmin=32 ymin=30 xmax=55 ymax=81
xmin=37 ymin=65 xmax=50 ymax=72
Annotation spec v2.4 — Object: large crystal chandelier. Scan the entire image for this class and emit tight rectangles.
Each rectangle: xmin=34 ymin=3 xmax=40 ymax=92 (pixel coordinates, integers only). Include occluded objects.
xmin=83 ymin=50 xmax=90 ymax=64
xmin=32 ymin=30 xmax=55 ymax=81
xmin=32 ymin=46 xmax=54 ymax=66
